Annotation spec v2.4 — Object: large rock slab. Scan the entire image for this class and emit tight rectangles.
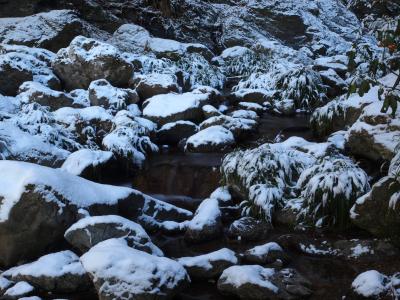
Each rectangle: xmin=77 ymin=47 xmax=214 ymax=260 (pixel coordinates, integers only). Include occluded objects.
xmin=53 ymin=36 xmax=133 ymax=91
xmin=0 ymin=10 xmax=108 ymax=52
xmin=3 ymin=250 xmax=91 ymax=293
xmin=0 ymin=161 xmax=147 ymax=267
xmin=80 ymin=238 xmax=189 ymax=300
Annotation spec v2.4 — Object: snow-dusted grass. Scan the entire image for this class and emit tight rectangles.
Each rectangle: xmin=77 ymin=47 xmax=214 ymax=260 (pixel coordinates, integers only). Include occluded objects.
xmin=297 ymin=155 xmax=370 ymax=228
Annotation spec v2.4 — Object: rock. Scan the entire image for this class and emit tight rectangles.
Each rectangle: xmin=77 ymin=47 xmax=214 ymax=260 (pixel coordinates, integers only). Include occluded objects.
xmin=231 ymin=89 xmax=271 ymax=105
xmin=313 ymin=55 xmax=348 ymax=77
xmin=88 ymin=79 xmax=139 ymax=112
xmin=178 ymin=248 xmax=238 ymax=280
xmin=0 ymin=277 xmax=13 ymax=296
xmin=351 ymin=270 xmax=390 ymax=299
xmin=199 ymin=115 xmax=257 ymax=140
xmin=143 ymin=91 xmax=210 ymax=125
xmin=238 ymin=102 xmax=264 ymax=114
xmin=228 ymin=217 xmax=271 ymax=241
xmin=64 ymin=215 xmax=163 ymax=255
xmin=2 ymin=281 xmax=35 ymax=299
xmin=0 ymin=161 xmax=147 ymax=268
xmin=351 ymin=176 xmax=400 ymax=244
xmin=319 ymin=69 xmax=347 ymax=97
xmin=3 ymin=251 xmax=91 ymax=293
xmin=0 ymin=10 xmax=109 ymax=52
xmin=52 ymin=36 xmax=133 ymax=91
xmin=185 ymin=198 xmax=222 ymax=242
xmin=243 ymin=242 xmax=287 ymax=265
xmin=218 ymin=266 xmax=312 ymax=300
xmin=54 ymin=106 xmax=113 ymax=148
xmin=80 ymin=238 xmax=189 ymax=300
xmin=157 ymin=121 xmax=198 ymax=145
xmin=17 ymin=81 xmax=81 ymax=110
xmin=202 ymin=104 xmax=222 ymax=118
xmin=229 ymin=109 xmax=259 ymax=120
xmin=61 ymin=149 xmax=118 ymax=181
xmin=131 ymin=73 xmax=180 ymax=101
xmin=108 ymin=24 xmax=151 ymax=54
xmin=185 ymin=125 xmax=235 ymax=153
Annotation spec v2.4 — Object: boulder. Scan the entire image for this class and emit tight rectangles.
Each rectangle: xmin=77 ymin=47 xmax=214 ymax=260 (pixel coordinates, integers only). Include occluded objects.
xmin=2 ymin=281 xmax=35 ymax=299
xmin=228 ymin=217 xmax=271 ymax=241
xmin=351 ymin=270 xmax=391 ymax=299
xmin=61 ymin=149 xmax=118 ymax=180
xmin=273 ymin=99 xmax=296 ymax=116
xmin=0 ymin=277 xmax=13 ymax=296
xmin=52 ymin=36 xmax=133 ymax=91
xmin=185 ymin=125 xmax=235 ymax=153
xmin=80 ymin=238 xmax=189 ymax=300
xmin=88 ymin=79 xmax=139 ymax=112
xmin=157 ymin=121 xmax=198 ymax=145
xmin=0 ymin=161 xmax=146 ymax=268
xmin=0 ymin=10 xmax=109 ymax=52
xmin=185 ymin=198 xmax=222 ymax=242
xmin=202 ymin=104 xmax=222 ymax=118
xmin=64 ymin=215 xmax=163 ymax=255
xmin=3 ymin=251 xmax=91 ymax=293
xmin=143 ymin=91 xmax=210 ymax=125
xmin=199 ymin=115 xmax=257 ymax=140
xmin=238 ymin=102 xmax=264 ymax=114
xmin=229 ymin=109 xmax=259 ymax=120
xmin=351 ymin=176 xmax=400 ymax=244
xmin=231 ymin=89 xmax=271 ymax=105
xmin=218 ymin=266 xmax=312 ymax=300
xmin=178 ymin=248 xmax=238 ymax=280
xmin=17 ymin=81 xmax=81 ymax=110
xmin=243 ymin=242 xmax=287 ymax=265
xmin=131 ymin=73 xmax=180 ymax=100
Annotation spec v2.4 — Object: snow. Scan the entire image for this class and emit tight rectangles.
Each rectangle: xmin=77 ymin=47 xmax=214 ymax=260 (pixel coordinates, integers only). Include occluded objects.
xmin=0 ymin=276 xmax=12 ymax=290
xmin=143 ymin=92 xmax=209 ymax=120
xmin=238 ymin=102 xmax=263 ymax=111
xmin=65 ymin=215 xmax=163 ymax=256
xmin=185 ymin=126 xmax=235 ymax=149
xmin=0 ymin=161 xmax=134 ymax=222
xmin=3 ymin=251 xmax=85 ymax=278
xmin=4 ymin=281 xmax=34 ymax=297
xmin=188 ymin=198 xmax=221 ymax=231
xmin=246 ymin=242 xmax=283 ymax=258
xmin=219 ymin=265 xmax=278 ymax=293
xmin=229 ymin=109 xmax=258 ymax=120
xmin=61 ymin=149 xmax=114 ymax=176
xmin=210 ymin=186 xmax=232 ymax=203
xmin=178 ymin=248 xmax=237 ymax=270
xmin=352 ymin=270 xmax=389 ymax=297
xmin=220 ymin=46 xmax=251 ymax=59
xmin=54 ymin=106 xmax=112 ymax=126
xmin=80 ymin=238 xmax=188 ymax=297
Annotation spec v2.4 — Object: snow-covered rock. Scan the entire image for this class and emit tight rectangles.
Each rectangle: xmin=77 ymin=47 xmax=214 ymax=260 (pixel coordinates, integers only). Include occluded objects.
xmin=199 ymin=115 xmax=257 ymax=140
xmin=52 ymin=36 xmax=133 ymax=91
xmin=157 ymin=121 xmax=198 ymax=145
xmin=3 ymin=281 xmax=34 ymax=299
xmin=3 ymin=251 xmax=90 ymax=293
xmin=351 ymin=270 xmax=390 ymax=298
xmin=351 ymin=175 xmax=400 ymax=245
xmin=238 ymin=102 xmax=264 ymax=114
xmin=0 ymin=10 xmax=109 ymax=52
xmin=131 ymin=73 xmax=180 ymax=100
xmin=88 ymin=79 xmax=139 ymax=112
xmin=17 ymin=81 xmax=84 ymax=110
xmin=64 ymin=215 xmax=163 ymax=256
xmin=143 ymin=91 xmax=210 ymax=125
xmin=218 ymin=266 xmax=312 ymax=300
xmin=185 ymin=197 xmax=222 ymax=242
xmin=185 ymin=125 xmax=235 ymax=153
xmin=228 ymin=217 xmax=271 ymax=242
xmin=243 ymin=242 xmax=286 ymax=265
xmin=80 ymin=238 xmax=189 ymax=300
xmin=0 ymin=160 xmax=147 ymax=267
xmin=61 ymin=149 xmax=117 ymax=180
xmin=178 ymin=248 xmax=238 ymax=280
xmin=202 ymin=104 xmax=222 ymax=119
xmin=229 ymin=109 xmax=259 ymax=121
xmin=0 ymin=45 xmax=60 ymax=96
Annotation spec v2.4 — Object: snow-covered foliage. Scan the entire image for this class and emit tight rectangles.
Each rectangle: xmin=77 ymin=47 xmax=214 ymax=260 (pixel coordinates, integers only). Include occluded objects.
xmin=221 ymin=142 xmax=315 ymax=221
xmin=177 ymin=53 xmax=225 ymax=90
xmin=297 ymin=155 xmax=370 ymax=228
